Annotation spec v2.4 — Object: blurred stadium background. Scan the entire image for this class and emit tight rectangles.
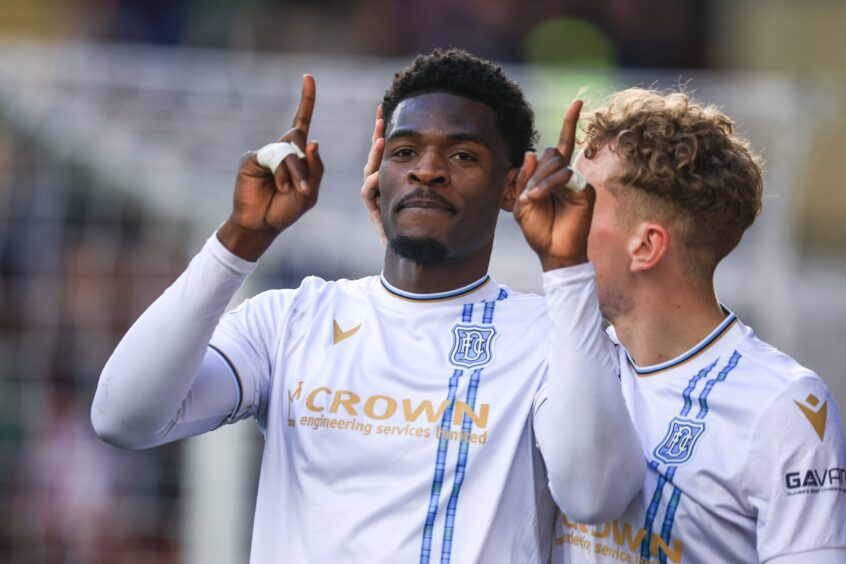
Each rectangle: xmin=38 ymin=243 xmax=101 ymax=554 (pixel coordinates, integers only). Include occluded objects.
xmin=0 ymin=0 xmax=844 ymax=562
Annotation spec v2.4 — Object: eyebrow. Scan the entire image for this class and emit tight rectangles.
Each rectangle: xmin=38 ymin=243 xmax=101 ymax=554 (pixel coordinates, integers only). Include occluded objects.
xmin=386 ymin=128 xmax=487 ymax=146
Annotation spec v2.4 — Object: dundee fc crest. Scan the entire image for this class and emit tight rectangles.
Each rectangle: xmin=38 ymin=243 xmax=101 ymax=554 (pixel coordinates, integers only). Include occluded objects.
xmin=653 ymin=417 xmax=707 ymax=465
xmin=449 ymin=324 xmax=497 ymax=370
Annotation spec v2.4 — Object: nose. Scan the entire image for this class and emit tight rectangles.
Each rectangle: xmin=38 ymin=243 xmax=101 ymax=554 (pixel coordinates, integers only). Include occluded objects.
xmin=407 ymin=149 xmax=447 ymax=186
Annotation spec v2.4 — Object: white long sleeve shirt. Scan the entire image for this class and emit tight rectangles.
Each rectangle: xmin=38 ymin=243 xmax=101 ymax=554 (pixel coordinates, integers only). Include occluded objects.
xmin=553 ymin=314 xmax=846 ymax=564
xmin=92 ymin=233 xmax=644 ymax=563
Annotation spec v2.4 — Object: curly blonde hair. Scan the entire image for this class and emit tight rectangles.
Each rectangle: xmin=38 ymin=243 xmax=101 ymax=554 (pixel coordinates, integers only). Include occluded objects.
xmin=583 ymin=88 xmax=763 ymax=276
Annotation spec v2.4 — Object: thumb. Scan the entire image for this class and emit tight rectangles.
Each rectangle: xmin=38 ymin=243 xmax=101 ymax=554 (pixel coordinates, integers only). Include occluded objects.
xmin=361 ymin=172 xmax=380 ymax=211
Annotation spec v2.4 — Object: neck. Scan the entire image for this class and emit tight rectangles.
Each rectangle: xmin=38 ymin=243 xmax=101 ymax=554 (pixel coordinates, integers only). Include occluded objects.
xmin=612 ymin=278 xmax=726 ymax=368
xmin=381 ymin=241 xmax=493 ymax=294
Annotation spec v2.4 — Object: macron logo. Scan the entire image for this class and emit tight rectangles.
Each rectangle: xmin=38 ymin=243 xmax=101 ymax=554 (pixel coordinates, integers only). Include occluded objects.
xmin=795 ymin=393 xmax=827 ymax=441
xmin=333 ymin=320 xmax=361 ymax=345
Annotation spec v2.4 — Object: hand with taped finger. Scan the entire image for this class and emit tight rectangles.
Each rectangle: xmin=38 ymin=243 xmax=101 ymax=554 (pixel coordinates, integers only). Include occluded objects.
xmin=218 ymin=74 xmax=324 ymax=261
xmin=360 ymin=105 xmax=387 ymax=244
xmin=513 ymin=99 xmax=595 ymax=271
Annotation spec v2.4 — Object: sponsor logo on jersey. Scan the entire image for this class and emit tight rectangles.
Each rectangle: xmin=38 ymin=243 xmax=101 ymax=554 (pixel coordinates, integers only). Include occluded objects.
xmin=784 ymin=467 xmax=846 ymax=495
xmin=449 ymin=324 xmax=496 ymax=370
xmin=285 ymin=385 xmax=491 ymax=442
xmin=653 ymin=417 xmax=706 ymax=465
xmin=332 ymin=320 xmax=361 ymax=345
xmin=794 ymin=393 xmax=827 ymax=441
xmin=557 ymin=511 xmax=685 ymax=563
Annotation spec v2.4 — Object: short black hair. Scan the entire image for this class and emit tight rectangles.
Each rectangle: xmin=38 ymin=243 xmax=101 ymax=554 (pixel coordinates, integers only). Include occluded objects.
xmin=382 ymin=48 xmax=537 ymax=168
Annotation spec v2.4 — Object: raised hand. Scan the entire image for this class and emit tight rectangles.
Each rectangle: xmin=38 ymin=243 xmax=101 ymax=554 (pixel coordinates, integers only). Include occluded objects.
xmin=513 ymin=100 xmax=595 ymax=271
xmin=218 ymin=75 xmax=325 ymax=261
xmin=360 ymin=105 xmax=387 ymax=245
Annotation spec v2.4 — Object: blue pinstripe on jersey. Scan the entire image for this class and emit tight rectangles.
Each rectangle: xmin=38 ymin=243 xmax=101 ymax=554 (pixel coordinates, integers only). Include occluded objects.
xmin=696 ymin=352 xmax=741 ymax=419
xmin=438 ymin=291 xmax=506 ymax=563
xmin=640 ymin=350 xmax=743 ymax=563
xmin=659 ymin=484 xmax=683 ymax=562
xmin=640 ymin=459 xmax=668 ymax=561
xmin=680 ymin=360 xmax=717 ymax=417
xmin=420 ymin=368 xmax=464 ymax=564
xmin=440 ymin=368 xmax=482 ymax=562
xmin=418 ymin=290 xmax=507 ymax=564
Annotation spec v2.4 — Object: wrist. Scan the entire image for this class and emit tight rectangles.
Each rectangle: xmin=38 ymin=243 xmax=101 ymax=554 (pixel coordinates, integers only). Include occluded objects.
xmin=216 ymin=219 xmax=278 ymax=262
xmin=540 ymin=253 xmax=589 ymax=272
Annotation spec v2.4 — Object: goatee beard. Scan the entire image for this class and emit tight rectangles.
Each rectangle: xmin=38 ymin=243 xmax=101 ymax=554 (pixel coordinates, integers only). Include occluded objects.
xmin=389 ymin=236 xmax=449 ymax=265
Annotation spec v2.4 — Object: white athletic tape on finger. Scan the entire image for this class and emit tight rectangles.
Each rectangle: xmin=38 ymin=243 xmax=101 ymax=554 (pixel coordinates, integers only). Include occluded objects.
xmin=565 ymin=167 xmax=587 ymax=192
xmin=256 ymin=142 xmax=306 ymax=173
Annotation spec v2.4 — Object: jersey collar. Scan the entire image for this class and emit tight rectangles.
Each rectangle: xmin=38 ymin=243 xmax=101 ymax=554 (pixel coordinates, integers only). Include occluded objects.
xmin=626 ymin=307 xmax=741 ymax=377
xmin=376 ymin=273 xmax=503 ymax=307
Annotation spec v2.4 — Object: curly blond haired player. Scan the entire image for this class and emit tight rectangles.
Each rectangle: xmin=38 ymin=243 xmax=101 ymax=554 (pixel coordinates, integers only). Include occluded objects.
xmin=547 ymin=89 xmax=846 ymax=564
xmin=360 ymin=86 xmax=846 ymax=563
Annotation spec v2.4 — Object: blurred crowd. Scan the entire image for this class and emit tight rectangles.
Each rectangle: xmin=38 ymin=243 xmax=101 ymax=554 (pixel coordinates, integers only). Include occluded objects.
xmin=2 ymin=0 xmax=708 ymax=68
xmin=0 ymin=131 xmax=187 ymax=562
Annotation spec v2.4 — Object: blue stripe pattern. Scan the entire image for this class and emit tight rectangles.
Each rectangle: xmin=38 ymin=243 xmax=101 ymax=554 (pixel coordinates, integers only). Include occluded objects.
xmin=680 ymin=360 xmax=717 ymax=417
xmin=439 ymin=290 xmax=508 ymax=561
xmin=420 ymin=289 xmax=507 ymax=563
xmin=640 ymin=462 xmax=668 ymax=560
xmin=420 ymin=368 xmax=464 ymax=563
xmin=440 ymin=368 xmax=482 ymax=562
xmin=641 ymin=350 xmax=742 ymax=563
xmin=482 ymin=301 xmax=496 ymax=324
xmin=659 ymin=484 xmax=683 ymax=562
xmin=696 ymin=352 xmax=740 ymax=419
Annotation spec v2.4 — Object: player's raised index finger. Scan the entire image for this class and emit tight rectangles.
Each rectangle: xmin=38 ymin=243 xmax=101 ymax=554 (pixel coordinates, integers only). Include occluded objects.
xmin=291 ymin=74 xmax=316 ymax=136
xmin=557 ymin=100 xmax=583 ymax=162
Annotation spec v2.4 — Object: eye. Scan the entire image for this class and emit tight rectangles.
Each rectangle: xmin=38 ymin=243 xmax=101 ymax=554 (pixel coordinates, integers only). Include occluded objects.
xmin=451 ymin=151 xmax=477 ymax=162
xmin=391 ymin=148 xmax=416 ymax=158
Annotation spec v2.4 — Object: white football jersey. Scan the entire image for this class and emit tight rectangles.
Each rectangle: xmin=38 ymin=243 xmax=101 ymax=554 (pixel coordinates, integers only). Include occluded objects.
xmin=553 ymin=311 xmax=846 ymax=564
xmin=210 ymin=274 xmax=557 ymax=563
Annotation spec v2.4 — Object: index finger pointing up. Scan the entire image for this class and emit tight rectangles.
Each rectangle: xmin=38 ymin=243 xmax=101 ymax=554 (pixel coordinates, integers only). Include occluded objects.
xmin=291 ymin=74 xmax=316 ymax=137
xmin=557 ymin=99 xmax=583 ymax=162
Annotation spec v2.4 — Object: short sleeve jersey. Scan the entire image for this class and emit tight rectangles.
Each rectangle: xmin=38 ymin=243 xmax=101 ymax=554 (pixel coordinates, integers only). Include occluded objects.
xmin=209 ymin=274 xmax=557 ymax=563
xmin=553 ymin=312 xmax=846 ymax=564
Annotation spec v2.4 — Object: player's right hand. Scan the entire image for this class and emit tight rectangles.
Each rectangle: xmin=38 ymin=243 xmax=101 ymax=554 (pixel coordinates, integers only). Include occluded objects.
xmin=218 ymin=75 xmax=324 ymax=261
xmin=361 ymin=105 xmax=387 ymax=245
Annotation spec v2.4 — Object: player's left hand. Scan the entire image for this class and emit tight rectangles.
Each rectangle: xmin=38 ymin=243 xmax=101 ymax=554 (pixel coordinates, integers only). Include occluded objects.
xmin=361 ymin=105 xmax=387 ymax=244
xmin=513 ymin=100 xmax=595 ymax=271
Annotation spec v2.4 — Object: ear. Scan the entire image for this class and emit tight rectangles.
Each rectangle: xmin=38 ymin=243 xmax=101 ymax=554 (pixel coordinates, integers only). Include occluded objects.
xmin=500 ymin=167 xmax=520 ymax=212
xmin=628 ymin=222 xmax=670 ymax=272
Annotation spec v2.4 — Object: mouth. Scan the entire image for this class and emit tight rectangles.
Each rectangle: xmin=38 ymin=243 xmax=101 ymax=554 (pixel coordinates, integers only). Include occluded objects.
xmin=397 ymin=198 xmax=457 ymax=214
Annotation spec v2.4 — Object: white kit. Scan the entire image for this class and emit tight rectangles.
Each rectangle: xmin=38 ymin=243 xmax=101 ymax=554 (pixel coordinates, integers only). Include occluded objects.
xmin=553 ymin=313 xmax=846 ymax=564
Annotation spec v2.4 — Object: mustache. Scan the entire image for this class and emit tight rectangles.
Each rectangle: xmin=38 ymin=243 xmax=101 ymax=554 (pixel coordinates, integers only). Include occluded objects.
xmin=395 ymin=188 xmax=457 ymax=213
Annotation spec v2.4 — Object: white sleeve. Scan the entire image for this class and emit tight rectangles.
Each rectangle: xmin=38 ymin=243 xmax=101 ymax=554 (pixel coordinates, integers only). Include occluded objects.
xmin=91 ymin=232 xmax=257 ymax=449
xmin=743 ymin=376 xmax=846 ymax=561
xmin=766 ymin=548 xmax=846 ymax=564
xmin=533 ymin=262 xmax=646 ymax=524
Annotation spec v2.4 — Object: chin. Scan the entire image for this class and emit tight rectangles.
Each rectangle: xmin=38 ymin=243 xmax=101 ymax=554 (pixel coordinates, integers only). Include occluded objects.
xmin=389 ymin=235 xmax=449 ymax=265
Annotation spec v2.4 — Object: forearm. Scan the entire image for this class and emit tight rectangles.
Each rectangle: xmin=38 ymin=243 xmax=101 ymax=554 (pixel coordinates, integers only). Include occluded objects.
xmin=534 ymin=263 xmax=645 ymax=524
xmin=91 ymin=232 xmax=256 ymax=449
